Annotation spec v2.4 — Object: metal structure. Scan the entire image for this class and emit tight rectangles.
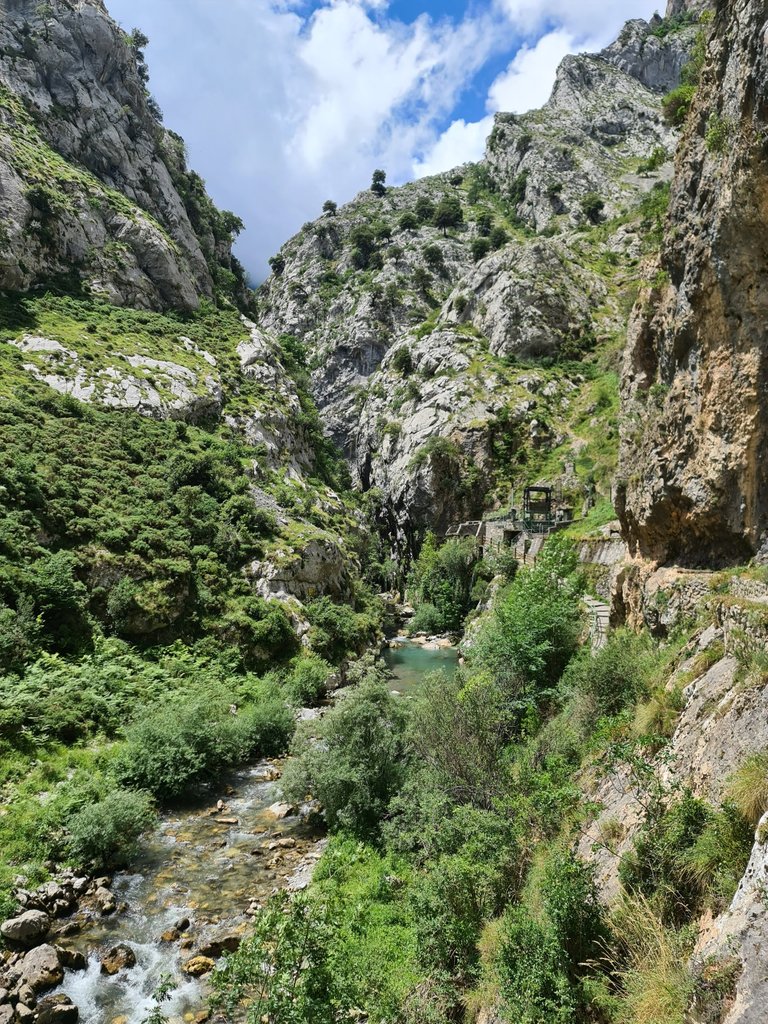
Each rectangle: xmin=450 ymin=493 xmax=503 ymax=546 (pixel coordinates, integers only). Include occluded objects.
xmin=522 ymin=485 xmax=554 ymax=533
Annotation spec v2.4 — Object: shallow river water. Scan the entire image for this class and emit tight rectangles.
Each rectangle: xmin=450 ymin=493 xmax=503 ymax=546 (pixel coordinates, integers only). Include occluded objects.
xmin=49 ymin=644 xmax=457 ymax=1024
xmin=52 ymin=763 xmax=313 ymax=1024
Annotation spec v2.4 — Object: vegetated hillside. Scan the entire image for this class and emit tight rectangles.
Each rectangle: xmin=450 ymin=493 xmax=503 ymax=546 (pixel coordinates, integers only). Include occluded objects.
xmin=256 ymin=11 xmax=701 ymax=551
xmin=0 ymin=0 xmax=384 ymax=916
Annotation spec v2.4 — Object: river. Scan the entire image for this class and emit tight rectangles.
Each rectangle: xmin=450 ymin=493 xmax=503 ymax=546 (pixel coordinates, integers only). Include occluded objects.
xmin=50 ymin=644 xmax=457 ymax=1024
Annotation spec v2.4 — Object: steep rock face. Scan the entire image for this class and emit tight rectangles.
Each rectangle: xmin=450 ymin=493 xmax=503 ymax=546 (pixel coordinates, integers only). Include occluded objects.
xmin=483 ymin=30 xmax=684 ymax=234
xmin=618 ymin=0 xmax=768 ymax=566
xmin=259 ymin=14 xmax=699 ymax=543
xmin=0 ymin=0 xmax=241 ymax=309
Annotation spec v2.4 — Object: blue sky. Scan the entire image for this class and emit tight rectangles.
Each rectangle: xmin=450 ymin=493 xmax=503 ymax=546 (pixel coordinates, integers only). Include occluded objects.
xmin=106 ymin=0 xmax=661 ymax=279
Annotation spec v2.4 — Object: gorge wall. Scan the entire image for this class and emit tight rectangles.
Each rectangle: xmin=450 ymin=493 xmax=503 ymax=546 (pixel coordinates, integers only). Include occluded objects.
xmin=618 ymin=0 xmax=768 ymax=568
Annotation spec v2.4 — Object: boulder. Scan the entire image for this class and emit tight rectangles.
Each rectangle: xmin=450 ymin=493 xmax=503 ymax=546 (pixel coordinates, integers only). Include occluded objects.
xmin=19 ymin=944 xmax=63 ymax=993
xmin=0 ymin=910 xmax=50 ymax=947
xmin=266 ymin=802 xmax=295 ymax=820
xmin=182 ymin=956 xmax=215 ymax=977
xmin=0 ymin=1007 xmax=12 ymax=1024
xmin=92 ymin=887 xmax=116 ymax=915
xmin=100 ymin=944 xmax=136 ymax=976
xmin=35 ymin=995 xmax=79 ymax=1024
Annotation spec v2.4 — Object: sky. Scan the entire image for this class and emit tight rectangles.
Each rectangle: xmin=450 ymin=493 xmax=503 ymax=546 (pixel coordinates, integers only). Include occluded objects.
xmin=106 ymin=0 xmax=662 ymax=280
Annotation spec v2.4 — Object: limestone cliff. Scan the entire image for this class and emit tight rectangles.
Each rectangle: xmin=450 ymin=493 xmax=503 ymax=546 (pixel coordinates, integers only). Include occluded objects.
xmin=0 ymin=0 xmax=246 ymax=309
xmin=618 ymin=0 xmax=768 ymax=567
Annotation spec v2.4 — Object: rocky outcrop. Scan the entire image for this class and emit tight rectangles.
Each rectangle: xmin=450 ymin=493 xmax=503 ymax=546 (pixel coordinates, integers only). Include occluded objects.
xmin=0 ymin=0 xmax=243 ymax=308
xmin=618 ymin=0 xmax=768 ymax=566
xmin=9 ymin=335 xmax=223 ymax=423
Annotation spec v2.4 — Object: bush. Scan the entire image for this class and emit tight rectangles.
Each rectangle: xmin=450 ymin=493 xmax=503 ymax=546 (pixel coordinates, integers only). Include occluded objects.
xmin=115 ymin=696 xmax=293 ymax=802
xmin=399 ymin=211 xmax=418 ymax=232
xmin=305 ymin=596 xmax=379 ymax=664
xmin=410 ymin=855 xmax=490 ymax=982
xmin=409 ymin=534 xmax=478 ymax=634
xmin=392 ymin=346 xmax=414 ymax=375
xmin=408 ymin=602 xmax=444 ymax=636
xmin=470 ymin=536 xmax=583 ymax=721
xmin=281 ymin=677 xmax=408 ymax=834
xmin=489 ymin=225 xmax=508 ymax=249
xmin=561 ymin=629 xmax=658 ymax=731
xmin=662 ymin=84 xmax=697 ymax=125
xmin=581 ymin=193 xmax=605 ymax=224
xmin=498 ymin=908 xmax=576 ymax=1024
xmin=726 ymin=751 xmax=768 ymax=823
xmin=472 ymin=237 xmax=492 ymax=262
xmin=284 ymin=654 xmax=332 ymax=706
xmin=67 ymin=790 xmax=156 ymax=868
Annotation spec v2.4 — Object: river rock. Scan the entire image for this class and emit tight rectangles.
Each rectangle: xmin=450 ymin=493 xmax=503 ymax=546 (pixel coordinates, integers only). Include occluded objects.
xmin=92 ymin=887 xmax=116 ymax=915
xmin=100 ymin=944 xmax=136 ymax=976
xmin=267 ymin=802 xmax=295 ymax=820
xmin=57 ymin=948 xmax=87 ymax=971
xmin=19 ymin=944 xmax=63 ymax=992
xmin=35 ymin=994 xmax=79 ymax=1023
xmin=16 ymin=1005 xmax=34 ymax=1023
xmin=214 ymin=817 xmax=239 ymax=825
xmin=0 ymin=988 xmax=7 ymax=1005
xmin=0 ymin=1006 xmax=12 ymax=1024
xmin=182 ymin=956 xmax=215 ymax=977
xmin=0 ymin=910 xmax=50 ymax=947
xmin=71 ymin=878 xmax=90 ymax=897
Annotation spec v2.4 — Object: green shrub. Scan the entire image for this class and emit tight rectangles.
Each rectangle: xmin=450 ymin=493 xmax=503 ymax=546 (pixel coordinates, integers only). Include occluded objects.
xmin=581 ymin=193 xmax=605 ymax=224
xmin=408 ymin=602 xmax=444 ymax=635
xmin=409 ymin=534 xmax=478 ymax=634
xmin=281 ymin=677 xmax=408 ymax=834
xmin=305 ymin=596 xmax=379 ymax=664
xmin=284 ymin=654 xmax=332 ymax=706
xmin=726 ymin=751 xmax=768 ymax=823
xmin=410 ymin=855 xmax=490 ymax=982
xmin=115 ymin=696 xmax=292 ymax=802
xmin=662 ymin=84 xmax=697 ymax=125
xmin=498 ymin=908 xmax=576 ymax=1024
xmin=392 ymin=346 xmax=414 ymax=375
xmin=472 ymin=237 xmax=492 ymax=262
xmin=67 ymin=790 xmax=156 ymax=868
xmin=470 ymin=536 xmax=583 ymax=721
xmin=399 ymin=211 xmax=418 ymax=232
xmin=561 ymin=629 xmax=658 ymax=731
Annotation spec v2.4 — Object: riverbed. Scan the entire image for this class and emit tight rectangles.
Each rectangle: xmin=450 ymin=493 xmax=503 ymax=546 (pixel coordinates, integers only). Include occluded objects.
xmin=52 ymin=762 xmax=315 ymax=1024
xmin=50 ymin=644 xmax=457 ymax=1023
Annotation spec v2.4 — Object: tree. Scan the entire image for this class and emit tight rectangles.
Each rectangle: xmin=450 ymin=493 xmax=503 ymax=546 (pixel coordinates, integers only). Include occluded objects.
xmin=323 ymin=199 xmax=338 ymax=216
xmin=268 ymin=254 xmax=285 ymax=276
xmin=415 ymin=196 xmax=435 ymax=223
xmin=476 ymin=211 xmax=493 ymax=236
xmin=433 ymin=196 xmax=463 ymax=236
xmin=413 ymin=266 xmax=432 ymax=295
xmin=422 ymin=244 xmax=444 ymax=270
xmin=471 ymin=237 xmax=491 ymax=262
xmin=399 ymin=211 xmax=418 ymax=232
xmin=371 ymin=169 xmax=387 ymax=197
xmin=281 ymin=677 xmax=409 ymax=834
xmin=489 ymin=225 xmax=508 ymax=249
xmin=581 ymin=193 xmax=605 ymax=224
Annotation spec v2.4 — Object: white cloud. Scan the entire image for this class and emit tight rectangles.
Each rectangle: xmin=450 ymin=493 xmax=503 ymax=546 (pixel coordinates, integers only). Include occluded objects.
xmin=487 ymin=28 xmax=575 ymax=114
xmin=105 ymin=0 xmax=661 ymax=277
xmin=413 ymin=116 xmax=493 ymax=178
